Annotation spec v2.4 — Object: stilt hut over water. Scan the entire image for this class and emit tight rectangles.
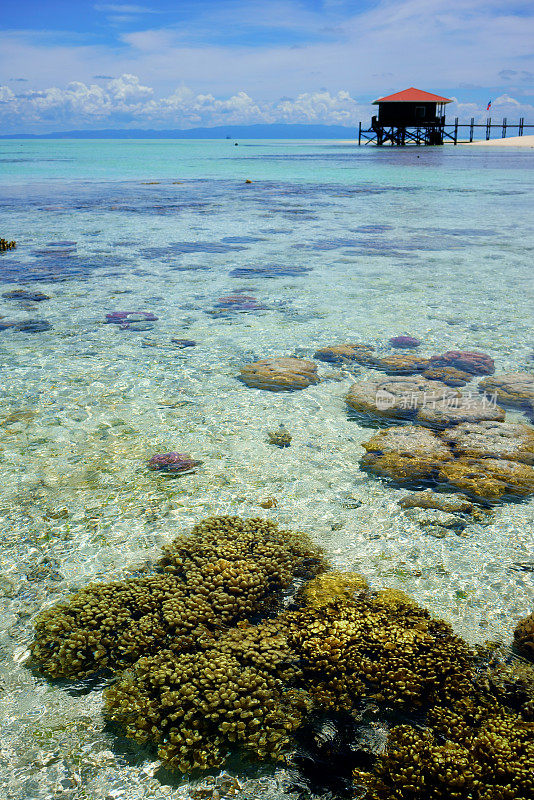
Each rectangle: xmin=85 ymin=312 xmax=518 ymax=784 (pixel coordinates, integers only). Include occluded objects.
xmin=360 ymin=87 xmax=453 ymax=146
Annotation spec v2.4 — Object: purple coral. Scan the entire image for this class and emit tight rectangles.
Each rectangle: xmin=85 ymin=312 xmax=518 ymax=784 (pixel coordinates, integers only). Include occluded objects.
xmin=147 ymin=453 xmax=202 ymax=473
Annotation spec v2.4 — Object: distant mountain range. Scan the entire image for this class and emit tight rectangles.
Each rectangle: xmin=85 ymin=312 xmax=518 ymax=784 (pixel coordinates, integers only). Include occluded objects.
xmin=0 ymin=123 xmax=356 ymax=140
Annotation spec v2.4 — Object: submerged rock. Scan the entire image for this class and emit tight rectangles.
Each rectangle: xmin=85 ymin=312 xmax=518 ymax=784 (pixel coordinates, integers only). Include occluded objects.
xmin=429 ymin=350 xmax=495 ymax=375
xmin=2 ymin=289 xmax=50 ymax=301
xmin=403 ymin=507 xmax=467 ymax=536
xmin=346 ymin=376 xmax=461 ymax=421
xmin=415 ymin=395 xmax=506 ymax=429
xmin=314 ymin=343 xmax=376 ymax=365
xmin=105 ymin=311 xmax=158 ymax=326
xmin=389 ymin=335 xmax=421 ymax=348
xmin=229 ymin=265 xmax=311 ymax=278
xmin=240 ymin=357 xmax=319 ymax=391
xmin=479 ymin=372 xmax=534 ymax=409
xmin=373 ymin=353 xmax=430 ymax=375
xmin=147 ymin=452 xmax=202 ymax=473
xmin=214 ymin=294 xmax=266 ymax=311
xmin=438 ymin=457 xmax=534 ymax=501
xmin=422 ymin=366 xmax=473 ymax=387
xmin=442 ymin=420 xmax=534 ymax=464
xmin=361 ymin=426 xmax=453 ymax=482
xmin=399 ymin=489 xmax=475 ymax=514
xmin=360 ymin=418 xmax=534 ymax=500
xmin=0 ymin=319 xmax=52 ymax=332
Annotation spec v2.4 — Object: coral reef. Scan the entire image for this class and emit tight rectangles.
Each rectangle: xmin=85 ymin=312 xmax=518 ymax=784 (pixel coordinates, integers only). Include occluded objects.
xmin=389 ymin=335 xmax=421 ymax=348
xmin=31 ymin=517 xmax=534 ymax=793
xmin=429 ymin=350 xmax=495 ymax=376
xmin=239 ymin=357 xmax=319 ymax=391
xmin=353 ymin=711 xmax=534 ymax=800
xmin=147 ymin=453 xmax=202 ymax=473
xmin=229 ymin=265 xmax=311 ymax=278
xmin=514 ymin=612 xmax=534 ymax=660
xmin=214 ymin=294 xmax=265 ymax=311
xmin=297 ymin=571 xmax=368 ymax=608
xmin=287 ymin=590 xmax=475 ymax=713
xmin=0 ymin=238 xmax=17 ymax=251
xmin=403 ymin=507 xmax=467 ymax=537
xmin=314 ymin=343 xmax=376 ymax=365
xmin=0 ymin=319 xmax=52 ymax=332
xmin=105 ymin=311 xmax=158 ymax=330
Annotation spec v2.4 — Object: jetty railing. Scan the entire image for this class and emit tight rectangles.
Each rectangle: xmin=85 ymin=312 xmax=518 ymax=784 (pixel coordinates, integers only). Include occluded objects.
xmin=358 ymin=117 xmax=533 ymax=146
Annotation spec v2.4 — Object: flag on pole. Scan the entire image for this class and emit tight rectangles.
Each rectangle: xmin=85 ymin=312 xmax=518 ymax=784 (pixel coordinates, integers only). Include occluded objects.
xmin=486 ymin=100 xmax=492 ymax=111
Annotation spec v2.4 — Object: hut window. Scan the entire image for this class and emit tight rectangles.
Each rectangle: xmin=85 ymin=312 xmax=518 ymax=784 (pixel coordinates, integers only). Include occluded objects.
xmin=415 ymin=106 xmax=426 ymax=118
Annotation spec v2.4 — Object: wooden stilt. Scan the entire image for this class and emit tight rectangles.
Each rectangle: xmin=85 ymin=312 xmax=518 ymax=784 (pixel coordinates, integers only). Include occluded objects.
xmin=356 ymin=117 xmax=532 ymax=145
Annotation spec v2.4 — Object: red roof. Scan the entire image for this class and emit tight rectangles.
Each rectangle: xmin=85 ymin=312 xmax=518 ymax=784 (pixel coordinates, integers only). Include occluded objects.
xmin=373 ymin=88 xmax=452 ymax=104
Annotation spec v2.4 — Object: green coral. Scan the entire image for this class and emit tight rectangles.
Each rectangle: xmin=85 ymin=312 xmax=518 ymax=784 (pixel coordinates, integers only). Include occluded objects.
xmin=286 ymin=591 xmax=475 ymax=713
xmin=354 ymin=707 xmax=534 ymax=800
xmin=30 ymin=516 xmax=534 ymax=794
xmin=514 ymin=611 xmax=534 ymax=660
xmin=105 ymin=619 xmax=309 ymax=772
xmin=31 ymin=516 xmax=325 ymax=679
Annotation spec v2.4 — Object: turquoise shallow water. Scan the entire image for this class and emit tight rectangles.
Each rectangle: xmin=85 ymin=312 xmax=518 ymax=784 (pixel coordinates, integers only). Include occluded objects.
xmin=0 ymin=139 xmax=533 ymax=799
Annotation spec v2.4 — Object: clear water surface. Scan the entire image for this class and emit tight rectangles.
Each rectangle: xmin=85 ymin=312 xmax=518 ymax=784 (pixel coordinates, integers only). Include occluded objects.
xmin=0 ymin=139 xmax=533 ymax=800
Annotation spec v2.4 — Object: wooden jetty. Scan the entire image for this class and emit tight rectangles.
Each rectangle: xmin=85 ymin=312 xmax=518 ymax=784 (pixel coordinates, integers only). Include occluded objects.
xmin=358 ymin=87 xmax=533 ymax=146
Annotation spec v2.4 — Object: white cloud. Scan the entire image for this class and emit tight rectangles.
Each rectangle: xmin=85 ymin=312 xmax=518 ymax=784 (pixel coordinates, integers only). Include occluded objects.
xmin=107 ymin=73 xmax=153 ymax=101
xmin=2 ymin=73 xmax=532 ymax=133
xmin=0 ymin=74 xmax=369 ymax=129
xmin=94 ymin=4 xmax=159 ymax=13
xmin=0 ymin=85 xmax=15 ymax=102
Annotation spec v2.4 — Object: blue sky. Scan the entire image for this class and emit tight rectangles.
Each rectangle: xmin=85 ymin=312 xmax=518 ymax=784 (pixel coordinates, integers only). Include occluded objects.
xmin=1 ymin=0 xmax=533 ymax=132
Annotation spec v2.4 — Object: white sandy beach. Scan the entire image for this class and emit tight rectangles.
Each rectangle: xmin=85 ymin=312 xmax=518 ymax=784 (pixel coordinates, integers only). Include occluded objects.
xmin=462 ymin=134 xmax=534 ymax=147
